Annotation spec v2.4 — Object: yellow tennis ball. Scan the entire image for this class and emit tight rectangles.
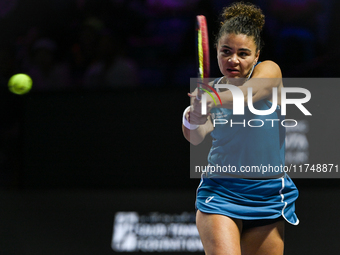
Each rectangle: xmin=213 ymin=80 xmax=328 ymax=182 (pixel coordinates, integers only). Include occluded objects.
xmin=8 ymin=73 xmax=33 ymax=95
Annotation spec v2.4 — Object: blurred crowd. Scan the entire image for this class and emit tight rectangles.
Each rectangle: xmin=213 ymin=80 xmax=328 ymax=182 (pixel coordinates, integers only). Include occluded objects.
xmin=0 ymin=0 xmax=338 ymax=188
xmin=0 ymin=0 xmax=337 ymax=93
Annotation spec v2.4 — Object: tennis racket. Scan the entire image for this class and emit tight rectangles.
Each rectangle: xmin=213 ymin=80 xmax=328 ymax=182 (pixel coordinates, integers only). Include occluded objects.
xmin=196 ymin=15 xmax=210 ymax=100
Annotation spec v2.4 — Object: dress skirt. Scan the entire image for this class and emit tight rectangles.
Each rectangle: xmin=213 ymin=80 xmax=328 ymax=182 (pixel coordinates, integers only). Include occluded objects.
xmin=196 ymin=173 xmax=299 ymax=225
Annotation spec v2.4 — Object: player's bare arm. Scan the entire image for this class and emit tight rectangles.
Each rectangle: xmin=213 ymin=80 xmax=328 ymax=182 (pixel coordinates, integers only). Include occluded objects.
xmin=210 ymin=61 xmax=283 ymax=109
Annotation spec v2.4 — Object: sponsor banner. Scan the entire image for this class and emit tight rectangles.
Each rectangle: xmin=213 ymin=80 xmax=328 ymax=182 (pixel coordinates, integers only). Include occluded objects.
xmin=112 ymin=212 xmax=203 ymax=252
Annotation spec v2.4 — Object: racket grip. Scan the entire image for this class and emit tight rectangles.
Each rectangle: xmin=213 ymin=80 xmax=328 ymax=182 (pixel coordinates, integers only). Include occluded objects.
xmin=196 ymin=86 xmax=202 ymax=100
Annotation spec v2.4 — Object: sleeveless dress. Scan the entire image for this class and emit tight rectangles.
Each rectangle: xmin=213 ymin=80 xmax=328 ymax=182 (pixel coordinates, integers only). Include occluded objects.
xmin=195 ymin=75 xmax=299 ymax=225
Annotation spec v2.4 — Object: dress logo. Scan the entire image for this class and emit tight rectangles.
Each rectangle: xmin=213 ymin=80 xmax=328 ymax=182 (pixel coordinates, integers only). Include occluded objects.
xmin=205 ymin=196 xmax=214 ymax=203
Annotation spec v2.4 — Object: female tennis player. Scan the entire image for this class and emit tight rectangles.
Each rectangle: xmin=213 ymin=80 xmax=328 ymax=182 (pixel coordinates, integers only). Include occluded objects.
xmin=182 ymin=2 xmax=298 ymax=255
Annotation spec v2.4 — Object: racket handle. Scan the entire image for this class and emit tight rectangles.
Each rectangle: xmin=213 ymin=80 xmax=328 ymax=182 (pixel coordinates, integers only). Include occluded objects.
xmin=196 ymin=91 xmax=201 ymax=100
xmin=196 ymin=83 xmax=202 ymax=100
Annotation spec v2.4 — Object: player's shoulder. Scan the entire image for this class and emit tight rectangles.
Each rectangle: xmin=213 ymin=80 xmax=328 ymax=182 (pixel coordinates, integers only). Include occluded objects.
xmin=256 ymin=60 xmax=280 ymax=69
xmin=254 ymin=60 xmax=282 ymax=78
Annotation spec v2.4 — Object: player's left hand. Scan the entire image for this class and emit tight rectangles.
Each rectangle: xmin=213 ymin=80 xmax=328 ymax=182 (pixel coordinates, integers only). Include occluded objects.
xmin=187 ymin=93 xmax=211 ymax=125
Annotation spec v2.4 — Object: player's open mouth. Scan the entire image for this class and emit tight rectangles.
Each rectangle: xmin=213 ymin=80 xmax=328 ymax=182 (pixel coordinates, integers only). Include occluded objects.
xmin=227 ymin=68 xmax=239 ymax=73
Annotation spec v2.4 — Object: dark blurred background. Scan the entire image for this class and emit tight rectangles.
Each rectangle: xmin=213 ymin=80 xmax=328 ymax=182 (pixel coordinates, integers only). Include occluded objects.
xmin=1 ymin=0 xmax=340 ymax=254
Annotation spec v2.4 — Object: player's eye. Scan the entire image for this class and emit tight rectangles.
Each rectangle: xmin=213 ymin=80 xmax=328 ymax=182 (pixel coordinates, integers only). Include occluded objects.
xmin=222 ymin=49 xmax=230 ymax=55
xmin=239 ymin=52 xmax=249 ymax=57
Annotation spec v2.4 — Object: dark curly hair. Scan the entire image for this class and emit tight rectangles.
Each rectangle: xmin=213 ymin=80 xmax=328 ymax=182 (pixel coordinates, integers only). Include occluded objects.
xmin=216 ymin=2 xmax=265 ymax=51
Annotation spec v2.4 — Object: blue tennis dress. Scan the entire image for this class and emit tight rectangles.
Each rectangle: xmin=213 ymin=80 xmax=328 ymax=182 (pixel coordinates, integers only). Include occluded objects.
xmin=195 ymin=77 xmax=299 ymax=225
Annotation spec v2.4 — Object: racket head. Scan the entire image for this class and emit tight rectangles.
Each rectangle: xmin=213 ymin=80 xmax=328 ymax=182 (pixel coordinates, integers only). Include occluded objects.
xmin=196 ymin=15 xmax=210 ymax=99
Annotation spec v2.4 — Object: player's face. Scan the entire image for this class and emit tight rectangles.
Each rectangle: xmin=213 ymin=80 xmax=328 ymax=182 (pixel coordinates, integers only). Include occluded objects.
xmin=217 ymin=33 xmax=259 ymax=79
